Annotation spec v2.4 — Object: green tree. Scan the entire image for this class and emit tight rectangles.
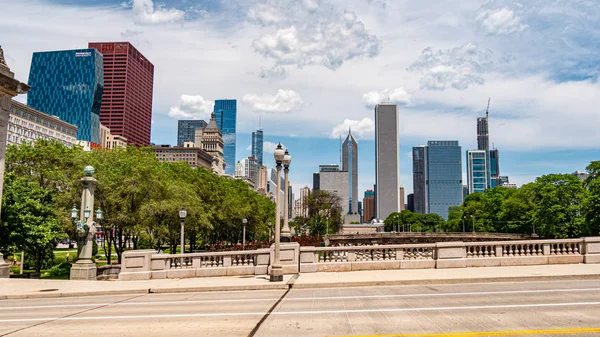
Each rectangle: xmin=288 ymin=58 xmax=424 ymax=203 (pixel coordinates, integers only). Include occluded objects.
xmin=584 ymin=161 xmax=600 ymax=236
xmin=0 ymin=173 xmax=65 ymax=272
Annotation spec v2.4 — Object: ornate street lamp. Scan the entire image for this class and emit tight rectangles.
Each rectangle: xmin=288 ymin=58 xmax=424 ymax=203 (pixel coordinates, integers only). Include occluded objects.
xmin=271 ymin=143 xmax=285 ymax=282
xmin=281 ymin=149 xmax=292 ymax=241
xmin=83 ymin=206 xmax=91 ymax=221
xmin=179 ymin=208 xmax=187 ymax=254
xmin=71 ymin=206 xmax=79 ymax=220
xmin=95 ymin=208 xmax=103 ymax=246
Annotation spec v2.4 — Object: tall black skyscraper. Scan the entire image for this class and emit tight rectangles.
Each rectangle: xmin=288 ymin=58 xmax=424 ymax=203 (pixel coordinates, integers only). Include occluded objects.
xmin=252 ymin=129 xmax=263 ymax=166
xmin=342 ymin=129 xmax=358 ymax=214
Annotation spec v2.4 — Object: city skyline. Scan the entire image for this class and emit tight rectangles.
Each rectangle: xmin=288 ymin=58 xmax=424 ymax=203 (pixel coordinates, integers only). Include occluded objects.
xmin=4 ymin=0 xmax=600 ymax=200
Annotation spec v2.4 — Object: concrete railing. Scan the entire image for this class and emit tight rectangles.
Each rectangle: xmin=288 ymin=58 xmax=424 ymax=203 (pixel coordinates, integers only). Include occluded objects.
xmin=118 ymin=237 xmax=600 ymax=280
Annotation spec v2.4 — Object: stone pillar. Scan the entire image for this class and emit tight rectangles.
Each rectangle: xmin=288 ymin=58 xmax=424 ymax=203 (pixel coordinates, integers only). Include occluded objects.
xmin=584 ymin=237 xmax=600 ymax=264
xmin=0 ymin=252 xmax=9 ymax=278
xmin=435 ymin=242 xmax=466 ymax=268
xmin=70 ymin=166 xmax=99 ymax=280
xmin=0 ymin=46 xmax=30 ymax=217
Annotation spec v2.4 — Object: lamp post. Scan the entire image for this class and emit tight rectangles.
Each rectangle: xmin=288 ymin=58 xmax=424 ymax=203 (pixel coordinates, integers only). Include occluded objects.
xmin=281 ymin=150 xmax=292 ymax=241
xmin=268 ymin=222 xmax=272 ymax=241
xmin=242 ymin=218 xmax=247 ymax=250
xmin=95 ymin=208 xmax=103 ymax=247
xmin=179 ymin=208 xmax=187 ymax=255
xmin=270 ymin=143 xmax=285 ymax=282
xmin=70 ymin=166 xmax=99 ymax=280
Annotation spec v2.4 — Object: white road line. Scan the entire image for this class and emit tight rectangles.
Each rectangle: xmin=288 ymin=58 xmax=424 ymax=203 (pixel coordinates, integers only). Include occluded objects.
xmin=1 ymin=301 xmax=600 ymax=323
xmin=1 ymin=287 xmax=599 ymax=311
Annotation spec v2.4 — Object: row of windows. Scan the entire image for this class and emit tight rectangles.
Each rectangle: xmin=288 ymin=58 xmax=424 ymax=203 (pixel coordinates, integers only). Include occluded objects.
xmin=10 ymin=108 xmax=77 ymax=137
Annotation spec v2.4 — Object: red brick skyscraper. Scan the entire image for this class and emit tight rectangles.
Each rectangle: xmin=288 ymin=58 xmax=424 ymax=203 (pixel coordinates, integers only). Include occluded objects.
xmin=89 ymin=42 xmax=154 ymax=146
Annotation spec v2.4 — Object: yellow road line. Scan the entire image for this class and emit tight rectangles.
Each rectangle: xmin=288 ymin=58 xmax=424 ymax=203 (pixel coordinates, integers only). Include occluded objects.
xmin=327 ymin=327 xmax=600 ymax=337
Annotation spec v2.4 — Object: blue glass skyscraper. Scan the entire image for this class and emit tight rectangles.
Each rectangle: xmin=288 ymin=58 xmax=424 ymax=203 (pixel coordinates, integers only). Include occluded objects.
xmin=426 ymin=141 xmax=463 ymax=220
xmin=214 ymin=99 xmax=236 ymax=175
xmin=252 ymin=129 xmax=263 ymax=166
xmin=27 ymin=49 xmax=104 ymax=144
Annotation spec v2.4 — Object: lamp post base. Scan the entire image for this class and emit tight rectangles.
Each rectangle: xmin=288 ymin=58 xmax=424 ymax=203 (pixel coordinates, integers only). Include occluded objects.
xmin=280 ymin=235 xmax=292 ymax=243
xmin=70 ymin=260 xmax=97 ymax=280
xmin=270 ymin=264 xmax=284 ymax=282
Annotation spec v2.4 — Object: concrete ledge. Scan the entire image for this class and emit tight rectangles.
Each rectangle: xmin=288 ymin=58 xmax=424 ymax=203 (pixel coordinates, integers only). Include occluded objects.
xmin=548 ymin=255 xmax=584 ymax=264
xmin=466 ymin=258 xmax=502 ymax=268
xmin=316 ymin=263 xmax=352 ymax=272
xmin=151 ymin=270 xmax=167 ymax=279
xmin=196 ymin=268 xmax=227 ymax=277
xmin=500 ymin=256 xmax=547 ymax=266
xmin=119 ymin=271 xmax=152 ymax=281
xmin=166 ymin=269 xmax=196 ymax=279
xmin=352 ymin=261 xmax=399 ymax=271
xmin=400 ymin=259 xmax=435 ymax=269
xmin=254 ymin=266 xmax=268 ymax=275
xmin=300 ymin=264 xmax=317 ymax=273
xmin=436 ymin=259 xmax=466 ymax=269
xmin=226 ymin=266 xmax=255 ymax=276
xmin=585 ymin=255 xmax=600 ymax=264
xmin=283 ymin=265 xmax=299 ymax=274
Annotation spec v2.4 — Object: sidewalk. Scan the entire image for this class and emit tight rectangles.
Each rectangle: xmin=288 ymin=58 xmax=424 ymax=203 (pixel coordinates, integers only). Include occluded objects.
xmin=1 ymin=264 xmax=600 ymax=300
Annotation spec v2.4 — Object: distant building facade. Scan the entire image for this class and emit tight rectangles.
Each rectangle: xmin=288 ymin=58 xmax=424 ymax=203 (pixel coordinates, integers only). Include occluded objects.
xmin=573 ymin=171 xmax=589 ymax=182
xmin=152 ymin=143 xmax=213 ymax=169
xmin=362 ymin=195 xmax=375 ymax=223
xmin=27 ymin=48 xmax=104 ymax=144
xmin=257 ymin=165 xmax=268 ymax=195
xmin=467 ymin=150 xmax=488 ymax=194
xmin=196 ymin=113 xmax=226 ymax=175
xmin=407 ymin=193 xmax=414 ymax=212
xmin=178 ymin=120 xmax=207 ymax=146
xmin=399 ymin=186 xmax=405 ymax=211
xmin=252 ymin=129 xmax=263 ymax=166
xmin=374 ymin=104 xmax=399 ymax=221
xmin=8 ymin=100 xmax=78 ymax=147
xmin=214 ymin=99 xmax=237 ymax=175
xmin=342 ymin=130 xmax=358 ymax=215
xmin=299 ymin=186 xmax=310 ymax=217
xmin=413 ymin=141 xmax=463 ymax=220
xmin=89 ymin=42 xmax=154 ymax=146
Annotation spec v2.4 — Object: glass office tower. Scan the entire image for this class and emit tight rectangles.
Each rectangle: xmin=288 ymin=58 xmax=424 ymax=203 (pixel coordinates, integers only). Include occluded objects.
xmin=27 ymin=49 xmax=104 ymax=144
xmin=214 ymin=99 xmax=237 ymax=175
xmin=252 ymin=129 xmax=263 ymax=166
xmin=467 ymin=150 xmax=488 ymax=193
xmin=342 ymin=130 xmax=358 ymax=214
xmin=425 ymin=141 xmax=463 ymax=220
xmin=177 ymin=120 xmax=207 ymax=146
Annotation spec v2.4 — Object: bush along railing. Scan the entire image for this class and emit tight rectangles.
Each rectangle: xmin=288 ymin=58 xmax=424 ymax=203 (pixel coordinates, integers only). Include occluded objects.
xmin=117 ymin=237 xmax=600 ymax=280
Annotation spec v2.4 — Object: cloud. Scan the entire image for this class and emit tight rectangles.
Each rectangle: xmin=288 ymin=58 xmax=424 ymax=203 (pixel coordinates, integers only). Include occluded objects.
xmin=408 ymin=43 xmax=494 ymax=90
xmin=250 ymin=9 xmax=381 ymax=71
xmin=259 ymin=64 xmax=287 ymax=80
xmin=263 ymin=141 xmax=286 ymax=153
xmin=362 ymin=88 xmax=411 ymax=108
xmin=331 ymin=118 xmax=374 ymax=140
xmin=366 ymin=0 xmax=386 ymax=8
xmin=242 ymin=89 xmax=303 ymax=113
xmin=121 ymin=29 xmax=143 ymax=39
xmin=476 ymin=7 xmax=528 ymax=35
xmin=247 ymin=3 xmax=285 ymax=26
xmin=132 ymin=0 xmax=185 ymax=25
xmin=168 ymin=94 xmax=214 ymax=119
xmin=246 ymin=144 xmax=252 ymax=151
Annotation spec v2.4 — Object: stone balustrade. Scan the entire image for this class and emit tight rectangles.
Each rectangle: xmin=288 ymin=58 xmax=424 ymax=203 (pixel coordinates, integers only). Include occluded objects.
xmin=117 ymin=237 xmax=600 ymax=280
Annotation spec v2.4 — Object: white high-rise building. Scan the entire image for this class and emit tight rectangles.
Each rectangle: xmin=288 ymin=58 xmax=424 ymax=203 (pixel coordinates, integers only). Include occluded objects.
xmin=374 ymin=104 xmax=399 ymax=221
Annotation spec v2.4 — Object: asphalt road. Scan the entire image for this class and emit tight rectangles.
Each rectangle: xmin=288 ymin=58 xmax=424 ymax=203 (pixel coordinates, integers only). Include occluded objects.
xmin=1 ymin=280 xmax=600 ymax=337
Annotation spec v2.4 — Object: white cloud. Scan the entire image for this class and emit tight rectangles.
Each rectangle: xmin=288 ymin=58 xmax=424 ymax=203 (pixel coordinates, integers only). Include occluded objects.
xmin=242 ymin=89 xmax=303 ymax=113
xmin=263 ymin=141 xmax=286 ymax=153
xmin=132 ymin=0 xmax=185 ymax=25
xmin=331 ymin=118 xmax=374 ymax=140
xmin=251 ymin=10 xmax=381 ymax=71
xmin=259 ymin=64 xmax=287 ymax=80
xmin=121 ymin=29 xmax=143 ymax=39
xmin=408 ymin=43 xmax=493 ymax=90
xmin=362 ymin=88 xmax=411 ymax=108
xmin=168 ymin=94 xmax=214 ymax=120
xmin=476 ymin=7 xmax=528 ymax=35
xmin=247 ymin=3 xmax=284 ymax=26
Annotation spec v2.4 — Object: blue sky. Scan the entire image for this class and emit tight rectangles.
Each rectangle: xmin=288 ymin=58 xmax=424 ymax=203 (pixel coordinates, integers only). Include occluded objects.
xmin=2 ymin=0 xmax=600 ymax=201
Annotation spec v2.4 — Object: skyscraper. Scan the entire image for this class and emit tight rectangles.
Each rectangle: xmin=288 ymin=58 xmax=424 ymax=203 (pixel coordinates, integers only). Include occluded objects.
xmin=467 ymin=150 xmax=488 ymax=193
xmin=252 ymin=129 xmax=263 ymax=166
xmin=374 ymin=104 xmax=399 ymax=221
xmin=178 ymin=120 xmax=207 ymax=146
xmin=362 ymin=196 xmax=375 ymax=223
xmin=299 ymin=186 xmax=310 ymax=217
xmin=413 ymin=141 xmax=463 ymax=220
xmin=399 ymin=186 xmax=405 ymax=211
xmin=214 ymin=99 xmax=237 ymax=175
xmin=476 ymin=99 xmax=492 ymax=189
xmin=412 ymin=146 xmax=428 ymax=214
xmin=426 ymin=141 xmax=463 ymax=220
xmin=490 ymin=148 xmax=500 ymax=187
xmin=27 ymin=48 xmax=104 ymax=144
xmin=342 ymin=130 xmax=358 ymax=214
xmin=313 ymin=165 xmax=350 ymax=215
xmin=88 ymin=42 xmax=154 ymax=146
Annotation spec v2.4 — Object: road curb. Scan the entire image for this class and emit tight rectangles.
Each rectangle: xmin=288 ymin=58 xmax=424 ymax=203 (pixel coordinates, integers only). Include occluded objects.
xmin=291 ymin=274 xmax=600 ymax=289
xmin=2 ymin=273 xmax=599 ymax=300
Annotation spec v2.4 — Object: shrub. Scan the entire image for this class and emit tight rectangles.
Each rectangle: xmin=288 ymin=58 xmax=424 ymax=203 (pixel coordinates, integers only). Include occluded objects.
xmin=47 ymin=262 xmax=72 ymax=277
